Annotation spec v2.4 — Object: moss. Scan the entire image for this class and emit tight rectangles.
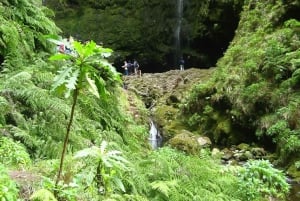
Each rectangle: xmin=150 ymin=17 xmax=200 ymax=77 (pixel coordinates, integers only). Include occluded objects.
xmin=168 ymin=130 xmax=200 ymax=154
xmin=287 ymin=164 xmax=300 ymax=180
xmin=213 ymin=118 xmax=232 ymax=142
xmin=237 ymin=143 xmax=250 ymax=151
xmin=154 ymin=105 xmax=178 ymax=124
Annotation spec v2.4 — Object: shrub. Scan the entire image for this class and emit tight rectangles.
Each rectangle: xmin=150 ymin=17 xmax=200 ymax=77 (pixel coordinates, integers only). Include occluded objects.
xmin=0 ymin=136 xmax=31 ymax=168
xmin=237 ymin=160 xmax=290 ymax=201
xmin=0 ymin=164 xmax=19 ymax=201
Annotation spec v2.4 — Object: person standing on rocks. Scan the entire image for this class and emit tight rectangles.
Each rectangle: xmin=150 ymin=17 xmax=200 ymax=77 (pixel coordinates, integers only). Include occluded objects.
xmin=179 ymin=56 xmax=185 ymax=71
xmin=133 ymin=59 xmax=140 ymax=76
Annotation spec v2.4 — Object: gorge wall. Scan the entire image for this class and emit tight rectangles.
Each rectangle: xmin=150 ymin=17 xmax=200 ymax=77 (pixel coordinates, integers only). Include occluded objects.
xmin=45 ymin=0 xmax=243 ymax=73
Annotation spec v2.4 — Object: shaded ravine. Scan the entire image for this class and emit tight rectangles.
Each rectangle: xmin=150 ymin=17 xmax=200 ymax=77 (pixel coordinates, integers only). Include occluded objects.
xmin=124 ymin=68 xmax=300 ymax=199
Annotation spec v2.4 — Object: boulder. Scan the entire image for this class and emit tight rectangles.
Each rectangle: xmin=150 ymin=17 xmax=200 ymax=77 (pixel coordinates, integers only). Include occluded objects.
xmin=251 ymin=147 xmax=266 ymax=157
xmin=197 ymin=136 xmax=212 ymax=148
xmin=221 ymin=149 xmax=234 ymax=161
xmin=168 ymin=130 xmax=200 ymax=154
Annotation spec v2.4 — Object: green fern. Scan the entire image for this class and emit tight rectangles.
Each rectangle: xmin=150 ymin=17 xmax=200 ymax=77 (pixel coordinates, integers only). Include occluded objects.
xmin=237 ymin=160 xmax=290 ymax=200
xmin=0 ymin=0 xmax=60 ymax=70
xmin=0 ymin=164 xmax=19 ymax=201
xmin=0 ymin=136 xmax=31 ymax=168
xmin=30 ymin=189 xmax=57 ymax=201
xmin=150 ymin=180 xmax=178 ymax=198
xmin=74 ymin=141 xmax=130 ymax=196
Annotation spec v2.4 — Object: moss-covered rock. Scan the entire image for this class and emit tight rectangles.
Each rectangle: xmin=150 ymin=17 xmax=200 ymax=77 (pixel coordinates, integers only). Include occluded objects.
xmin=287 ymin=164 xmax=300 ymax=181
xmin=237 ymin=143 xmax=250 ymax=151
xmin=125 ymin=68 xmax=215 ymax=140
xmin=168 ymin=130 xmax=200 ymax=154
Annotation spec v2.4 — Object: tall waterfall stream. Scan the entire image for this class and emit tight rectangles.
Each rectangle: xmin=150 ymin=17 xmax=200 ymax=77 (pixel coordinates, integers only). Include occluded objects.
xmin=175 ymin=0 xmax=183 ymax=64
xmin=149 ymin=120 xmax=162 ymax=149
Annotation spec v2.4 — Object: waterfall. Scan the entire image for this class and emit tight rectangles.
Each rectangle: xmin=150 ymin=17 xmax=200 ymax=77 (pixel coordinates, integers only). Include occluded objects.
xmin=149 ymin=120 xmax=162 ymax=149
xmin=175 ymin=0 xmax=184 ymax=66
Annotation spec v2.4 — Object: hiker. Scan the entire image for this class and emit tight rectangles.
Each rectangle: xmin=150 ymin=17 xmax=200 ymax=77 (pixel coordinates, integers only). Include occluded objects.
xmin=58 ymin=43 xmax=65 ymax=53
xmin=133 ymin=59 xmax=140 ymax=75
xmin=122 ymin=61 xmax=129 ymax=75
xmin=127 ymin=61 xmax=134 ymax=75
xmin=179 ymin=57 xmax=185 ymax=71
xmin=65 ymin=36 xmax=73 ymax=54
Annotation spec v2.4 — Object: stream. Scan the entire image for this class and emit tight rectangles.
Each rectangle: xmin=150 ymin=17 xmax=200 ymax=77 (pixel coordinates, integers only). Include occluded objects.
xmin=149 ymin=120 xmax=162 ymax=149
xmin=148 ymin=120 xmax=300 ymax=200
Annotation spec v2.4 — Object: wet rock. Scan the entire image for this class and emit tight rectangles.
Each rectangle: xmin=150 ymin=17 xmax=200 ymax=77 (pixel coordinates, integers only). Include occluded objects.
xmin=251 ymin=147 xmax=266 ymax=157
xmin=197 ymin=136 xmax=212 ymax=148
xmin=228 ymin=159 xmax=239 ymax=166
xmin=221 ymin=150 xmax=234 ymax=161
xmin=237 ymin=151 xmax=253 ymax=161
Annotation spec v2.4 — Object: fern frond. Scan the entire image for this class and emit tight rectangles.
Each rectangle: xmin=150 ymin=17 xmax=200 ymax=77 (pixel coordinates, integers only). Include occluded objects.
xmin=0 ymin=0 xmax=60 ymax=69
xmin=2 ymin=71 xmax=32 ymax=90
xmin=150 ymin=180 xmax=178 ymax=198
xmin=0 ymin=96 xmax=10 ymax=113
xmin=9 ymin=126 xmax=38 ymax=150
xmin=74 ymin=146 xmax=101 ymax=159
xmin=30 ymin=189 xmax=57 ymax=201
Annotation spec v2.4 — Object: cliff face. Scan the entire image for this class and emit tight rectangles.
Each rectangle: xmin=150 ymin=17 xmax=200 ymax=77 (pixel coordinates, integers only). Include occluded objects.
xmin=44 ymin=0 xmax=243 ymax=72
xmin=180 ymin=0 xmax=300 ymax=174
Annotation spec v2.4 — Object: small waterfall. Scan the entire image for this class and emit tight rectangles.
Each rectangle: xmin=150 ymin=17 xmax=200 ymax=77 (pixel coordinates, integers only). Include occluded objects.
xmin=175 ymin=0 xmax=184 ymax=65
xmin=149 ymin=120 xmax=162 ymax=149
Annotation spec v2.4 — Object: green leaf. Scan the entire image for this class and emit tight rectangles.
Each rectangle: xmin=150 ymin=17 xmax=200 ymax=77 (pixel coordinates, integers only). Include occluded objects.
xmin=95 ymin=76 xmax=108 ymax=99
xmin=73 ymin=41 xmax=84 ymax=57
xmin=49 ymin=53 xmax=72 ymax=61
xmin=52 ymin=66 xmax=73 ymax=91
xmin=112 ymin=177 xmax=126 ymax=192
xmin=84 ymin=41 xmax=97 ymax=57
xmin=86 ymin=73 xmax=100 ymax=98
xmin=74 ymin=146 xmax=101 ymax=158
xmin=66 ymin=69 xmax=79 ymax=91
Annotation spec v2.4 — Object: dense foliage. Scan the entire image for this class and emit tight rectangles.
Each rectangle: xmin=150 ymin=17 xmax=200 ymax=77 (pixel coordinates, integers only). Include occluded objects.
xmin=0 ymin=0 xmax=59 ymax=69
xmin=182 ymin=0 xmax=300 ymax=169
xmin=0 ymin=165 xmax=19 ymax=201
xmin=0 ymin=0 xmax=292 ymax=200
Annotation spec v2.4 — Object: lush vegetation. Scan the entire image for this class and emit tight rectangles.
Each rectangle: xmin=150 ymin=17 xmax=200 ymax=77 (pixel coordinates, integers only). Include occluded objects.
xmin=0 ymin=0 xmax=292 ymax=200
xmin=181 ymin=0 xmax=300 ymax=171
